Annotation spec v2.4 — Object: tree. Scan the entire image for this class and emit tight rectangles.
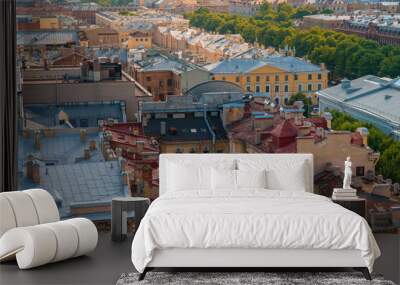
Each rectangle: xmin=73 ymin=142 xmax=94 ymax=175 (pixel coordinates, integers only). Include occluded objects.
xmin=185 ymin=8 xmax=400 ymax=81
xmin=309 ymin=45 xmax=336 ymax=70
xmin=379 ymin=55 xmax=400 ymax=78
xmin=377 ymin=142 xmax=400 ymax=183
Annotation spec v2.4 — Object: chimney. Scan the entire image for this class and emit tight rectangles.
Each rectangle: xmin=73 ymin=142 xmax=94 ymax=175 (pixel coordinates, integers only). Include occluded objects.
xmin=323 ymin=112 xmax=333 ymax=129
xmin=80 ymin=129 xmax=87 ymax=143
xmin=34 ymin=130 xmax=41 ymax=150
xmin=84 ymin=148 xmax=91 ymax=160
xmin=255 ymin=128 xmax=261 ymax=144
xmin=356 ymin=127 xmax=369 ymax=146
xmin=160 ymin=121 xmax=166 ymax=135
xmin=43 ymin=128 xmax=55 ymax=138
xmin=25 ymin=154 xmax=34 ymax=179
xmin=137 ymin=141 xmax=144 ymax=152
xmin=32 ymin=161 xmax=40 ymax=184
xmin=89 ymin=140 xmax=97 ymax=151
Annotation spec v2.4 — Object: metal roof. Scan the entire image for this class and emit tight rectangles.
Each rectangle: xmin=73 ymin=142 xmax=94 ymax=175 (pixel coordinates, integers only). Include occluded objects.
xmin=207 ymin=56 xmax=324 ymax=74
xmin=18 ymin=131 xmax=127 ymax=218
xmin=318 ymin=75 xmax=400 ymax=125
xmin=24 ymin=102 xmax=124 ymax=128
xmin=144 ymin=114 xmax=227 ymax=141
xmin=17 ymin=30 xmax=79 ymax=46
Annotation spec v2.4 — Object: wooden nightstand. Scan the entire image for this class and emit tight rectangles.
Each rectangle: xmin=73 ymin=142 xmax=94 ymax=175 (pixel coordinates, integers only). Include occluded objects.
xmin=332 ymin=197 xmax=366 ymax=218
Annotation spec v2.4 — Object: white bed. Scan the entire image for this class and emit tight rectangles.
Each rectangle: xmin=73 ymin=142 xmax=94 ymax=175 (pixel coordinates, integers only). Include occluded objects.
xmin=131 ymin=154 xmax=380 ymax=280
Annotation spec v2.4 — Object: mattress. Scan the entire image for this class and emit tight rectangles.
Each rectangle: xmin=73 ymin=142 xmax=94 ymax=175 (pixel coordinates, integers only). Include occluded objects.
xmin=131 ymin=190 xmax=380 ymax=273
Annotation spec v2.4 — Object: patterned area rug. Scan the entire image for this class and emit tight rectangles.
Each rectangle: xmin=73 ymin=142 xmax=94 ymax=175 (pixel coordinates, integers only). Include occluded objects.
xmin=116 ymin=271 xmax=395 ymax=285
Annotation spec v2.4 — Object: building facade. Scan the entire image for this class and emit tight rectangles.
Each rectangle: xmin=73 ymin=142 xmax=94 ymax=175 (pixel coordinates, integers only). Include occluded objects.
xmin=129 ymin=52 xmax=210 ymax=100
xmin=127 ymin=31 xmax=152 ymax=49
xmin=207 ymin=57 xmax=329 ymax=105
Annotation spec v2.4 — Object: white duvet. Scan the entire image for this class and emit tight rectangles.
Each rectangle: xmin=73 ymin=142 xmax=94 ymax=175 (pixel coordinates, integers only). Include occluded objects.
xmin=131 ymin=190 xmax=380 ymax=273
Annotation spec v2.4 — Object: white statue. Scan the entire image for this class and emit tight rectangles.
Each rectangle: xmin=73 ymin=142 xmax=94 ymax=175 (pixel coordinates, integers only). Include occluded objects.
xmin=343 ymin=156 xmax=352 ymax=189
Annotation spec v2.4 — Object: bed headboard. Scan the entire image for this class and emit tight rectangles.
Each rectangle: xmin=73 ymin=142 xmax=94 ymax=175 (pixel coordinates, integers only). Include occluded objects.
xmin=159 ymin=154 xmax=314 ymax=196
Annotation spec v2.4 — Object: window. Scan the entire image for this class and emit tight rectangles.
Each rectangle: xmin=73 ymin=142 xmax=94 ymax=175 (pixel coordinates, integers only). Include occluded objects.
xmin=265 ymin=75 xmax=270 ymax=81
xmin=246 ymin=76 xmax=251 ymax=82
xmin=284 ymin=97 xmax=289 ymax=104
xmin=146 ymin=76 xmax=151 ymax=82
xmin=246 ymin=84 xmax=251 ymax=92
xmin=307 ymin=83 xmax=312 ymax=92
xmin=308 ymin=73 xmax=312 ymax=80
xmin=189 ymin=148 xmax=196 ymax=153
xmin=275 ymin=85 xmax=280 ymax=93
xmin=275 ymin=75 xmax=279 ymax=82
xmin=167 ymin=79 xmax=173 ymax=86
xmin=222 ymin=76 xmax=226 ymax=81
xmin=80 ymin=118 xmax=89 ymax=128
xmin=284 ymin=84 xmax=289 ymax=93
xmin=285 ymin=75 xmax=289 ymax=81
xmin=176 ymin=148 xmax=183 ymax=153
xmin=255 ymin=85 xmax=260 ymax=93
xmin=235 ymin=76 xmax=240 ymax=82
xmin=265 ymin=84 xmax=270 ymax=93
xmin=145 ymin=38 xmax=148 ymax=41
xmin=317 ymin=83 xmax=322 ymax=90
xmin=211 ymin=76 xmax=215 ymax=80
xmin=159 ymin=80 xmax=164 ymax=87
xmin=294 ymin=74 xmax=298 ymax=80
xmin=318 ymin=73 xmax=322 ymax=80
xmin=256 ymin=75 xmax=260 ymax=82
xmin=356 ymin=166 xmax=365 ymax=177
xmin=298 ymin=84 xmax=303 ymax=92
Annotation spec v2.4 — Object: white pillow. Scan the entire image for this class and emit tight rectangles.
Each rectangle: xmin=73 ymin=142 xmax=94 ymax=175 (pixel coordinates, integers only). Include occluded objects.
xmin=236 ymin=169 xmax=267 ymax=189
xmin=167 ymin=162 xmax=211 ymax=191
xmin=211 ymin=168 xmax=237 ymax=191
xmin=238 ymin=159 xmax=307 ymax=191
xmin=266 ymin=161 xmax=307 ymax=191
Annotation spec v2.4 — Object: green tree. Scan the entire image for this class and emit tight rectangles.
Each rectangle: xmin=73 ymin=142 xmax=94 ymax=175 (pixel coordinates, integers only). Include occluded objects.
xmin=379 ymin=55 xmax=400 ymax=78
xmin=185 ymin=8 xmax=400 ymax=81
xmin=377 ymin=143 xmax=400 ymax=183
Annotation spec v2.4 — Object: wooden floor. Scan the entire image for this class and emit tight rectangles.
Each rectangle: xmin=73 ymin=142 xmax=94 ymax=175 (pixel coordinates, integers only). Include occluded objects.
xmin=1 ymin=233 xmax=398 ymax=285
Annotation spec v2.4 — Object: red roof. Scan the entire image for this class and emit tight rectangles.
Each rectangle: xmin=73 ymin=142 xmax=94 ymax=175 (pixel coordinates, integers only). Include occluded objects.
xmin=103 ymin=122 xmax=143 ymax=136
xmin=304 ymin=117 xmax=328 ymax=129
xmin=271 ymin=120 xmax=298 ymax=138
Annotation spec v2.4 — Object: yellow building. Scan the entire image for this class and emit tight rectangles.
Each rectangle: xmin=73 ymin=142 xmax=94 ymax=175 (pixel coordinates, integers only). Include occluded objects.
xmin=207 ymin=57 xmax=329 ymax=104
xmin=127 ymin=31 xmax=152 ymax=49
xmin=39 ymin=17 xmax=60 ymax=29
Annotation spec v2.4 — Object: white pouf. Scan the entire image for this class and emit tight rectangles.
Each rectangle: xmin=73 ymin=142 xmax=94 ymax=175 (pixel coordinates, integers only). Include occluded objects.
xmin=0 ymin=189 xmax=98 ymax=269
